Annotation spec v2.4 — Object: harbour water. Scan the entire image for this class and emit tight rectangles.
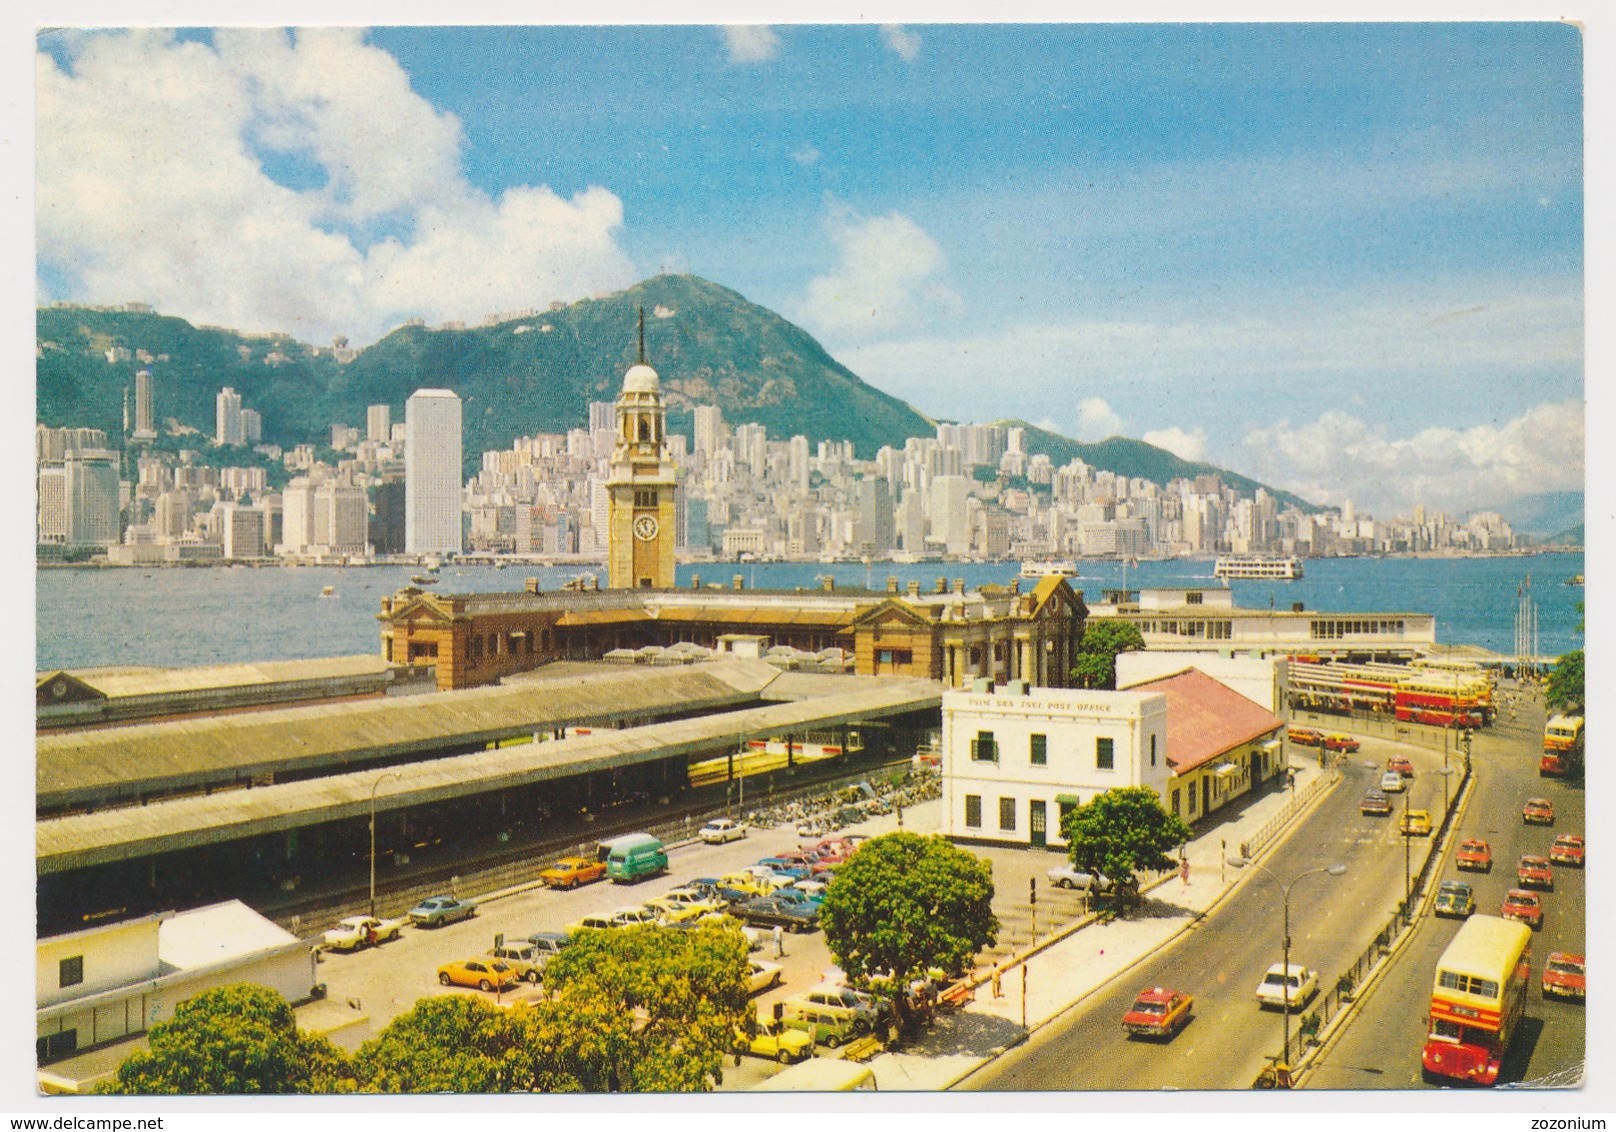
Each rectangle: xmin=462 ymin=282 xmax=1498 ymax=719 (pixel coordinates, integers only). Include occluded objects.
xmin=35 ymin=552 xmax=1585 ymax=672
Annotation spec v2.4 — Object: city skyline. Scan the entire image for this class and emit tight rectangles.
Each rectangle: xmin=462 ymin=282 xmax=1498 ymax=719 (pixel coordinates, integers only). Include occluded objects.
xmin=30 ymin=18 xmax=1587 ymax=517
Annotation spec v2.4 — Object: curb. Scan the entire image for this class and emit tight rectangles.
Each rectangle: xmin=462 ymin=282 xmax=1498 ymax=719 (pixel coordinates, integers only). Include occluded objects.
xmin=943 ymin=765 xmax=1343 ymax=1090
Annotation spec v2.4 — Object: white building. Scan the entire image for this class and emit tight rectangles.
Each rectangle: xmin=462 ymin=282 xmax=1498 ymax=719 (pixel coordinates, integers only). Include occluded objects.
xmin=367 ymin=403 xmax=392 ymax=443
xmin=929 ymin=474 xmax=972 ymax=555
xmin=36 ymin=901 xmax=316 ymax=1092
xmin=218 ymin=503 xmax=266 ymax=560
xmin=131 ymin=369 xmax=157 ymax=441
xmin=941 ymin=681 xmax=1169 ymax=848
xmin=405 ymin=388 xmax=463 ymax=554
xmin=64 ymin=449 xmax=121 ymax=547
xmin=37 ymin=465 xmax=67 ymax=543
xmin=215 ymin=387 xmax=243 ymax=446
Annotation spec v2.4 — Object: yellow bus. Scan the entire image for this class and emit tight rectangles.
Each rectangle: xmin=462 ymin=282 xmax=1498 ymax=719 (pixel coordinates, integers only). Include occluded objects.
xmin=1541 ymin=714 xmax=1585 ymax=777
xmin=1421 ymin=915 xmax=1532 ymax=1085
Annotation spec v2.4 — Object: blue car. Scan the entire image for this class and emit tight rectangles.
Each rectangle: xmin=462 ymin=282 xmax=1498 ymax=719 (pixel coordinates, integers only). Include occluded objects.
xmin=739 ymin=894 xmax=821 ymax=933
xmin=756 ymin=858 xmax=814 ymax=881
xmin=770 ymin=887 xmax=823 ymax=909
xmin=408 ymin=895 xmax=477 ymax=928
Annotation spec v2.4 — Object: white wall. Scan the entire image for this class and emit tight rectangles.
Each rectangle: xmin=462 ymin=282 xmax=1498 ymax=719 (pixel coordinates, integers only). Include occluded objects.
xmin=1117 ymin=653 xmax=1290 ymax=714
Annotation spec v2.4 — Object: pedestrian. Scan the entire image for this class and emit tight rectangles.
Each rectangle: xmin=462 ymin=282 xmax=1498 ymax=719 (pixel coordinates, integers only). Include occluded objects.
xmin=1179 ymin=858 xmax=1190 ymax=885
xmin=773 ymin=924 xmax=784 ymax=959
xmin=992 ymin=966 xmax=1003 ymax=998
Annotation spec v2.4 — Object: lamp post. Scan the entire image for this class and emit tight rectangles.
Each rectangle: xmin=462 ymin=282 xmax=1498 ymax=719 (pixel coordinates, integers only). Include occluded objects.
xmin=369 ymin=771 xmax=402 ymax=918
xmin=1402 ymin=786 xmax=1412 ymax=915
xmin=1226 ymin=856 xmax=1346 ymax=1076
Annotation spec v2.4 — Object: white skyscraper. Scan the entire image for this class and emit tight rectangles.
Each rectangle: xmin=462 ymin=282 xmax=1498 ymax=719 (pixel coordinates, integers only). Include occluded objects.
xmin=216 ymin=387 xmax=243 ymax=446
xmin=367 ymin=404 xmax=392 ymax=443
xmin=406 ymin=389 xmax=463 ymax=554
xmin=132 ymin=369 xmax=157 ymax=441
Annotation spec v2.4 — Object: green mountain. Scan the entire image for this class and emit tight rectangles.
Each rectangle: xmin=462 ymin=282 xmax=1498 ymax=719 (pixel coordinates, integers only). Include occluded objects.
xmin=36 ymin=274 xmax=1312 ymax=507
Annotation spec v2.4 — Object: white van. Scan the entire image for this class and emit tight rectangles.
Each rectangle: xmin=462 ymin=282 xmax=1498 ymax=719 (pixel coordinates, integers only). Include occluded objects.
xmin=753 ymin=1059 xmax=878 ymax=1091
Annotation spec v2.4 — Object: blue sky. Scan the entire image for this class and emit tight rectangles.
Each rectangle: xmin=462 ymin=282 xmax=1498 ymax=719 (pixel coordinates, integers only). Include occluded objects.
xmin=31 ymin=19 xmax=1586 ymax=515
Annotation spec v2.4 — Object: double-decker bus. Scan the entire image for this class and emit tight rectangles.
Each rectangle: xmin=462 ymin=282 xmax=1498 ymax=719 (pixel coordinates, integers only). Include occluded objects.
xmin=1540 ymin=714 xmax=1585 ymax=777
xmin=1421 ymin=915 xmax=1532 ymax=1085
xmin=1395 ymin=675 xmax=1487 ymax=729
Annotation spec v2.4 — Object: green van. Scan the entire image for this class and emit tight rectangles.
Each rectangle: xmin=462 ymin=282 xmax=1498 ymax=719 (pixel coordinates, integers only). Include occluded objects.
xmin=599 ymin=833 xmax=668 ymax=883
xmin=780 ymin=1001 xmax=866 ymax=1049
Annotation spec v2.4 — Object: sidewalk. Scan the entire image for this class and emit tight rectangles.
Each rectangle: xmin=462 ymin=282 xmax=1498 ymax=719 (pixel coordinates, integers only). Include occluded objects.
xmin=859 ymin=757 xmax=1340 ymax=1090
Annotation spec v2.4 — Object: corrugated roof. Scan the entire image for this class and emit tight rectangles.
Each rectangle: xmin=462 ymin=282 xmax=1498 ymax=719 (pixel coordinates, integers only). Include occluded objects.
xmin=1128 ymin=668 xmax=1284 ymax=774
xmin=37 ymin=658 xmax=781 ymax=808
xmin=37 ymin=676 xmax=943 ymax=874
xmin=39 ymin=655 xmax=394 ymax=700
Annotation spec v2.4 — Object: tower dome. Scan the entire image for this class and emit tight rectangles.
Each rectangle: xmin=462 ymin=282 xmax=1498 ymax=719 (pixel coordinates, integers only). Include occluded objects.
xmin=623 ymin=362 xmax=660 ymax=394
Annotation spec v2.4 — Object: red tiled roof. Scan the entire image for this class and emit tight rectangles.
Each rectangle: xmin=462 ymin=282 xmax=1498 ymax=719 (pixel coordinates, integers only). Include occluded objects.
xmin=1129 ymin=667 xmax=1284 ymax=774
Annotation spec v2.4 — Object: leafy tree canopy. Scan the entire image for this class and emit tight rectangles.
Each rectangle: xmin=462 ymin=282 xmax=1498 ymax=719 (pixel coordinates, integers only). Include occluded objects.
xmin=819 ymin=832 xmax=998 ymax=1016
xmin=1060 ymin=786 xmax=1194 ymax=899
xmin=1546 ymin=648 xmax=1584 ymax=714
xmin=98 ymin=984 xmax=349 ymax=1095
xmin=1071 ymin=619 xmax=1145 ymax=689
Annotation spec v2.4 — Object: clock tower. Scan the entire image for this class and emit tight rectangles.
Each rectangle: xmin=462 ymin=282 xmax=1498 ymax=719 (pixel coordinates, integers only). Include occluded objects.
xmin=606 ymin=310 xmax=678 ymax=589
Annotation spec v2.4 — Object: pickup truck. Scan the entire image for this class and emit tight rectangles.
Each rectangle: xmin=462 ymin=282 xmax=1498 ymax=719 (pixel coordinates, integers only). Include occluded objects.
xmin=322 ymin=915 xmax=407 ymax=952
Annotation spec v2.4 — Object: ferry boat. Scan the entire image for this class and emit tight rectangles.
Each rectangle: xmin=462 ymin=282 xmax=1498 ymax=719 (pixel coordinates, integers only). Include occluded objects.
xmin=1019 ymin=560 xmax=1079 ymax=580
xmin=1214 ymin=555 xmax=1304 ymax=580
xmin=409 ymin=574 xmax=440 ymax=585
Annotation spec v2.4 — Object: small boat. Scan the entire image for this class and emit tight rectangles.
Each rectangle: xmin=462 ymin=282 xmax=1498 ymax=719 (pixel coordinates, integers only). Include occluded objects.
xmin=320 ymin=585 xmax=336 ymax=597
xmin=409 ymin=574 xmax=439 ymax=585
xmin=1565 ymin=575 xmax=1584 ymax=586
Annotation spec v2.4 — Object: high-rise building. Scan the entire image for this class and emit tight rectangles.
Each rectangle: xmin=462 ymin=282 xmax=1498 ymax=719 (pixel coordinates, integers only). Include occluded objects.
xmin=64 ymin=449 xmax=121 ymax=547
xmin=372 ymin=479 xmax=407 ymax=555
xmin=132 ymin=369 xmax=157 ymax=441
xmin=240 ymin=409 xmax=262 ymax=445
xmin=216 ymin=388 xmax=244 ymax=446
xmin=855 ymin=478 xmax=895 ymax=555
xmin=36 ymin=466 xmax=67 ymax=543
xmin=406 ymin=389 xmax=463 ymax=555
xmin=589 ymin=401 xmax=616 ymax=435
xmin=367 ymin=404 xmax=392 ymax=444
xmin=929 ymin=474 xmax=972 ymax=555
xmin=693 ymin=405 xmax=725 ymax=456
xmin=606 ymin=313 xmax=677 ymax=589
xmin=219 ymin=504 xmax=266 ymax=560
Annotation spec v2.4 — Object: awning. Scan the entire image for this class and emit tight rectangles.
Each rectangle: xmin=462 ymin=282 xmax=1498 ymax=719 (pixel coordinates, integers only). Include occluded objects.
xmin=1213 ymin=762 xmax=1241 ymax=778
xmin=1055 ymin=793 xmax=1082 ymax=805
xmin=1258 ymin=739 xmax=1282 ymax=752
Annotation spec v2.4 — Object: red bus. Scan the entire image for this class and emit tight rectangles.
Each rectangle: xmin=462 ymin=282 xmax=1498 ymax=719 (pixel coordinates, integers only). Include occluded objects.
xmin=1422 ymin=915 xmax=1532 ymax=1085
xmin=1540 ymin=715 xmax=1584 ymax=777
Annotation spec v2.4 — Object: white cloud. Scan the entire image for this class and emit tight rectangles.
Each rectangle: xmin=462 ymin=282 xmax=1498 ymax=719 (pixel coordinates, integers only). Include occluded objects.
xmin=880 ymin=25 xmax=921 ymax=63
xmin=1074 ymin=398 xmax=1126 ymax=442
xmin=721 ymin=26 xmax=780 ymax=64
xmin=793 ymin=143 xmax=821 ymax=166
xmin=1141 ymin=426 xmax=1208 ymax=462
xmin=1240 ymin=402 xmax=1585 ymax=516
xmin=790 ymin=203 xmax=962 ymax=339
xmin=36 ymin=29 xmax=636 ymax=345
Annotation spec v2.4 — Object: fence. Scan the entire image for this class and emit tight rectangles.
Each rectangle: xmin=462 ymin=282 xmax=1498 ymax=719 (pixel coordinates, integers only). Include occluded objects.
xmin=1260 ymin=747 xmax=1474 ymax=1081
xmin=1290 ymin=708 xmax=1469 ymax=754
xmin=1239 ymin=767 xmax=1337 ymax=862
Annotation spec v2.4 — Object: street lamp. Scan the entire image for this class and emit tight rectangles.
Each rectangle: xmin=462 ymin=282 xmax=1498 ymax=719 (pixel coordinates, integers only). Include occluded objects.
xmin=1226 ymin=856 xmax=1347 ymax=1077
xmin=369 ymin=770 xmax=403 ymax=918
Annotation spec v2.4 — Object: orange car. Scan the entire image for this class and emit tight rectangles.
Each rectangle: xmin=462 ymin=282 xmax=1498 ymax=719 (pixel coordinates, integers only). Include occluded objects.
xmin=1287 ymin=727 xmax=1323 ymax=747
xmin=437 ymin=957 xmax=520 ymax=992
xmin=1455 ymin=839 xmax=1492 ymax=872
xmin=540 ymin=855 xmax=607 ymax=890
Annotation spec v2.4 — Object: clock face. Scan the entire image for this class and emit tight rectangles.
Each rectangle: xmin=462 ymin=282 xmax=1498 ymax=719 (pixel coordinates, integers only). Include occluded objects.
xmin=633 ymin=514 xmax=660 ymax=541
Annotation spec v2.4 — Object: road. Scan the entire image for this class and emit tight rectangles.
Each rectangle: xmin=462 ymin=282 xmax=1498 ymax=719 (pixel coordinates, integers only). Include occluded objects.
xmin=966 ymin=733 xmax=1453 ymax=1091
xmin=1307 ymin=689 xmax=1586 ymax=1090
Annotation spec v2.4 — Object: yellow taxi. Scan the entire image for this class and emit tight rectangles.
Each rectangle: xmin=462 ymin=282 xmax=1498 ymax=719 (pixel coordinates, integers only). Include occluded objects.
xmin=1399 ymin=809 xmax=1433 ymax=837
xmin=539 ymin=855 xmax=607 ymax=890
xmin=437 ymin=957 xmax=520 ymax=992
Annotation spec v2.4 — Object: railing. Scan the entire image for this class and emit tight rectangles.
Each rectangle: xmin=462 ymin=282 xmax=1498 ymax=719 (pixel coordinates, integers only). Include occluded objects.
xmin=1238 ymin=768 xmax=1337 ymax=862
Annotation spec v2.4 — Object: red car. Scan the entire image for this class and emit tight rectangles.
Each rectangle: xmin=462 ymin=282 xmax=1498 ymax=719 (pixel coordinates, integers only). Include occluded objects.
xmin=1455 ymin=839 xmax=1493 ymax=872
xmin=1121 ymin=987 xmax=1194 ymax=1039
xmin=1500 ymin=889 xmax=1543 ymax=929
xmin=1523 ymin=798 xmax=1555 ymax=825
xmin=1541 ymin=953 xmax=1586 ymax=1001
xmin=1549 ymin=835 xmax=1585 ymax=867
xmin=1324 ymin=733 xmax=1361 ymax=753
xmin=1287 ymin=727 xmax=1323 ymax=747
xmin=1386 ymin=756 xmax=1415 ymax=778
xmin=1516 ymin=855 xmax=1554 ymax=890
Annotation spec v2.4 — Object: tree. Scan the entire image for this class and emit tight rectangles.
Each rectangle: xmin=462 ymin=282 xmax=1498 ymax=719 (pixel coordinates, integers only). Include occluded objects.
xmin=353 ymin=995 xmax=530 ymax=1093
xmin=1060 ymin=786 xmax=1194 ymax=903
xmin=98 ymin=984 xmax=349 ymax=1095
xmin=818 ymin=832 xmax=998 ymax=1030
xmin=1071 ymin=619 xmax=1145 ymax=690
xmin=1546 ymin=648 xmax=1584 ymax=714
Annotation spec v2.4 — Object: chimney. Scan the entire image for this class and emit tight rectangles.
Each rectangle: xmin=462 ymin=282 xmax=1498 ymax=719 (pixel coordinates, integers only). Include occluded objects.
xmin=887 ymin=576 xmax=899 ymax=594
xmin=525 ymin=577 xmax=540 ymax=594
xmin=953 ymin=578 xmax=966 ymax=594
xmin=936 ymin=577 xmax=948 ymax=594
xmin=907 ymin=580 xmax=922 ymax=597
xmin=691 ymin=574 xmax=701 ymax=590
xmin=1292 ymin=601 xmax=1305 ymax=613
xmin=822 ymin=576 xmax=836 ymax=592
xmin=971 ymin=677 xmax=993 ymax=694
xmin=1011 ymin=579 xmax=1021 ymax=594
xmin=733 ymin=574 xmax=745 ymax=590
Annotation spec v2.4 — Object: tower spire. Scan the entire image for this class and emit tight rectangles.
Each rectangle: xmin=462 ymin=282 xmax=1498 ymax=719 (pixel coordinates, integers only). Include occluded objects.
xmin=637 ymin=307 xmax=646 ymax=365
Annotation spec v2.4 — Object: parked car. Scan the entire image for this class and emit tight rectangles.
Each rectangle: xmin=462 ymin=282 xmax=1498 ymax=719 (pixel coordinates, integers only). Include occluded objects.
xmin=1500 ymin=889 xmax=1544 ymax=929
xmin=734 ymin=1016 xmax=813 ymax=1064
xmin=607 ymin=905 xmax=662 ymax=928
xmin=563 ymin=913 xmax=619 ymax=936
xmin=1541 ymin=952 xmax=1586 ymax=1001
xmin=648 ymin=887 xmax=726 ymax=918
xmin=746 ymin=959 xmax=784 ymax=994
xmin=1323 ymin=733 xmax=1360 ymax=753
xmin=768 ymin=886 xmax=823 ymax=909
xmin=539 ymin=855 xmax=607 ymax=890
xmin=1433 ymin=880 xmax=1475 ymax=918
xmin=699 ymin=818 xmax=748 ymax=844
xmin=755 ymin=858 xmax=814 ymax=881
xmin=1121 ymin=987 xmax=1194 ymax=1039
xmin=1456 ymin=838 xmax=1493 ymax=872
xmin=717 ymin=873 xmax=779 ymax=899
xmin=737 ymin=865 xmax=796 ymax=889
xmin=1516 ymin=855 xmax=1554 ymax=890
xmin=526 ymin=931 xmax=572 ymax=966
xmin=1287 ymin=727 xmax=1323 ymax=747
xmin=322 ymin=915 xmax=406 ymax=952
xmin=808 ymin=981 xmax=893 ymax=1028
xmin=408 ymin=895 xmax=476 ymax=928
xmin=1523 ymin=798 xmax=1556 ymax=825
xmin=1400 ymin=809 xmax=1433 ymax=837
xmin=1360 ymin=791 xmax=1392 ymax=816
xmin=1379 ymin=771 xmax=1407 ymax=793
xmin=1386 ymin=756 xmax=1416 ymax=777
xmin=793 ymin=878 xmax=831 ymax=899
xmin=487 ymin=942 xmax=546 ymax=983
xmin=780 ymin=1003 xmax=864 ymax=1048
xmin=1254 ymin=963 xmax=1318 ymax=1010
xmin=1047 ymin=863 xmax=1114 ymax=891
xmin=437 ymin=957 xmax=518 ymax=992
xmin=1549 ymin=834 xmax=1585 ymax=867
xmin=739 ymin=894 xmax=822 ymax=933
